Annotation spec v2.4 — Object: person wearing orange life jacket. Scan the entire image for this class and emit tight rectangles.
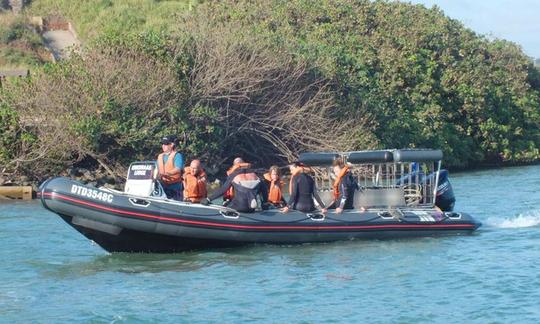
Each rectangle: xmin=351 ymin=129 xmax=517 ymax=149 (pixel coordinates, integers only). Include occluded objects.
xmin=327 ymin=158 xmax=358 ymax=213
xmin=222 ymin=157 xmax=251 ymax=206
xmin=263 ymin=165 xmax=287 ymax=208
xmin=202 ymin=159 xmax=269 ymax=213
xmin=183 ymin=159 xmax=208 ymax=203
xmin=281 ymin=162 xmax=327 ymax=214
xmin=156 ymin=135 xmax=184 ymax=201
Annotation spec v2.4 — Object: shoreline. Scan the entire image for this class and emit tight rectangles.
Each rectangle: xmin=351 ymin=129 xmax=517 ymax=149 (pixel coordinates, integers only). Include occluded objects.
xmin=448 ymin=160 xmax=540 ymax=174
xmin=2 ymin=159 xmax=540 ymax=201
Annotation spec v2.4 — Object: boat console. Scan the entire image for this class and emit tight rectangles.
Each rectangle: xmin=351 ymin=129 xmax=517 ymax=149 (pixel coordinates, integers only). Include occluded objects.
xmin=124 ymin=161 xmax=165 ymax=198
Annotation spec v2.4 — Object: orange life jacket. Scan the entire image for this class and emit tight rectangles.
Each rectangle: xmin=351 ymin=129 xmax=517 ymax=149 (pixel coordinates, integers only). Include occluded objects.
xmin=157 ymin=151 xmax=182 ymax=185
xmin=333 ymin=165 xmax=350 ymax=200
xmin=183 ymin=166 xmax=207 ymax=203
xmin=289 ymin=166 xmax=312 ymax=195
xmin=224 ymin=163 xmax=251 ymax=200
xmin=264 ymin=172 xmax=284 ymax=204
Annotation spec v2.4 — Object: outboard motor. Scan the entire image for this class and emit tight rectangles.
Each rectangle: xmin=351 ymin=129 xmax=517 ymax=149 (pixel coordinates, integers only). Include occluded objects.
xmin=397 ymin=168 xmax=456 ymax=212
xmin=124 ymin=161 xmax=163 ymax=197
xmin=435 ymin=169 xmax=455 ymax=212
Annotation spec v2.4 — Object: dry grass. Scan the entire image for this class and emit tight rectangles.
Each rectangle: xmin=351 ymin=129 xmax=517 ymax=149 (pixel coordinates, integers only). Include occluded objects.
xmin=3 ymin=47 xmax=182 ymax=178
xmin=176 ymin=13 xmax=370 ymax=163
xmin=0 ymin=12 xmax=50 ymax=69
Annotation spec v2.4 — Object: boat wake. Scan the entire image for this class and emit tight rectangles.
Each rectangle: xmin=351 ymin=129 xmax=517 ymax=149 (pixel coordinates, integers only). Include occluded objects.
xmin=487 ymin=210 xmax=540 ymax=229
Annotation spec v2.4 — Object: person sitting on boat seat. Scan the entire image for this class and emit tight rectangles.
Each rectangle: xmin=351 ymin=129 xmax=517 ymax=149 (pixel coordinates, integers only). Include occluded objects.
xmin=281 ymin=162 xmax=327 ymax=214
xmin=263 ymin=165 xmax=287 ymax=208
xmin=222 ymin=157 xmax=251 ymax=206
xmin=157 ymin=135 xmax=184 ymax=201
xmin=327 ymin=158 xmax=358 ymax=214
xmin=183 ymin=159 xmax=208 ymax=203
xmin=203 ymin=160 xmax=269 ymax=213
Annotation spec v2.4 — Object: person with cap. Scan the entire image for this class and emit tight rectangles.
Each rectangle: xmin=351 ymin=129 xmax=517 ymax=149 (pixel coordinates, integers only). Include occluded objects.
xmin=201 ymin=158 xmax=269 ymax=213
xmin=281 ymin=162 xmax=327 ymax=214
xmin=157 ymin=135 xmax=184 ymax=200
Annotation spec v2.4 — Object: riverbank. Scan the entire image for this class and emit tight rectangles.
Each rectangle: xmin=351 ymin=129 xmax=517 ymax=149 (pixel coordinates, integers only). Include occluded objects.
xmin=0 ymin=166 xmax=121 ymax=195
xmin=2 ymin=158 xmax=540 ymax=200
xmin=449 ymin=159 xmax=540 ymax=173
xmin=0 ymin=164 xmax=224 ymax=198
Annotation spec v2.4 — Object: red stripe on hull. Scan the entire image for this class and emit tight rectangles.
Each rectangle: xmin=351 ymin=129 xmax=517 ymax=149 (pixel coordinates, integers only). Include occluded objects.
xmin=42 ymin=192 xmax=476 ymax=231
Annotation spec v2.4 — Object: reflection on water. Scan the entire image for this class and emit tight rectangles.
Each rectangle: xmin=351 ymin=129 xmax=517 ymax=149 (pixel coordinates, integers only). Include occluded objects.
xmin=45 ymin=253 xmax=211 ymax=276
xmin=42 ymin=236 xmax=469 ymax=278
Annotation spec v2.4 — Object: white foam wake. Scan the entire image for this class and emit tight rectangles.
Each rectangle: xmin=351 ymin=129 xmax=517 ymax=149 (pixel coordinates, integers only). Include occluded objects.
xmin=488 ymin=210 xmax=540 ymax=229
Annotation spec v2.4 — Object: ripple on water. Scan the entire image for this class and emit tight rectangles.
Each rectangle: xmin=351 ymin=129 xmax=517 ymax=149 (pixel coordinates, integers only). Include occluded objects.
xmin=487 ymin=210 xmax=540 ymax=229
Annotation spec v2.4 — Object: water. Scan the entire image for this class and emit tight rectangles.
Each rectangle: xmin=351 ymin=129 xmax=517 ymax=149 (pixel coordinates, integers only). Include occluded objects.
xmin=1 ymin=165 xmax=540 ymax=323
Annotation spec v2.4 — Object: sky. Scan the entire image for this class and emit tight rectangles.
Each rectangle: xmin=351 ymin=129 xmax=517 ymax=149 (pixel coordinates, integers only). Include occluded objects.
xmin=407 ymin=0 xmax=540 ymax=59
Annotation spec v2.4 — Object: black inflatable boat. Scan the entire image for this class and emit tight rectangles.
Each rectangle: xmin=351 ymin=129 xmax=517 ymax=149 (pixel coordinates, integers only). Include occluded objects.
xmin=39 ymin=149 xmax=481 ymax=253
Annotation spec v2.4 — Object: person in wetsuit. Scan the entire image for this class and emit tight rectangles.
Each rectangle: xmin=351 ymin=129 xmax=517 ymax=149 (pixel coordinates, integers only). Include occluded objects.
xmin=203 ymin=161 xmax=269 ymax=213
xmin=222 ymin=157 xmax=251 ymax=206
xmin=281 ymin=162 xmax=327 ymax=214
xmin=327 ymin=158 xmax=358 ymax=213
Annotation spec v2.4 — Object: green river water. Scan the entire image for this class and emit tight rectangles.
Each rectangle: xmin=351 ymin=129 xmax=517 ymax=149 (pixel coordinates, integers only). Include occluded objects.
xmin=1 ymin=165 xmax=540 ymax=323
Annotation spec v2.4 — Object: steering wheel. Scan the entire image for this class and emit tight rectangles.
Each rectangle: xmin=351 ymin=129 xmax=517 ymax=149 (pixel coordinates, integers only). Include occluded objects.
xmin=403 ymin=184 xmax=422 ymax=206
xmin=152 ymin=180 xmax=164 ymax=197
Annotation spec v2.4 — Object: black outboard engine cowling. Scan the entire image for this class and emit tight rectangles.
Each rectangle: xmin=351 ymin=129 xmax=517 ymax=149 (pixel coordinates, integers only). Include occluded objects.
xmin=397 ymin=169 xmax=456 ymax=212
xmin=435 ymin=169 xmax=455 ymax=212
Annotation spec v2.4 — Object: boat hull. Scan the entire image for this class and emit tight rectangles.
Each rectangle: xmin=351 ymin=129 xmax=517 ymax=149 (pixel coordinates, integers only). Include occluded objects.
xmin=39 ymin=177 xmax=481 ymax=253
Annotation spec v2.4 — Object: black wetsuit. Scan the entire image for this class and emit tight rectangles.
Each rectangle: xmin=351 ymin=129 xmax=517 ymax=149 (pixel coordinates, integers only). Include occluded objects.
xmin=327 ymin=172 xmax=358 ymax=210
xmin=209 ymin=168 xmax=268 ymax=213
xmin=287 ymin=173 xmax=325 ymax=212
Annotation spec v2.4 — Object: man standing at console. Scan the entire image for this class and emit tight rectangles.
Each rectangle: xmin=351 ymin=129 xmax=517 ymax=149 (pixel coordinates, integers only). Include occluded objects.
xmin=157 ymin=135 xmax=184 ymax=200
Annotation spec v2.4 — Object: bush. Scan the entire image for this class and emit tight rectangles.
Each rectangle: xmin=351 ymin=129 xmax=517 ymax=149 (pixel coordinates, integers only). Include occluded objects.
xmin=0 ymin=98 xmax=19 ymax=165
xmin=172 ymin=13 xmax=374 ymax=164
xmin=2 ymin=22 xmax=367 ymax=179
xmin=0 ymin=14 xmax=48 ymax=68
xmin=3 ymin=0 xmax=540 ymax=183
xmin=2 ymin=45 xmax=187 ymax=178
xmin=193 ymin=0 xmax=540 ymax=167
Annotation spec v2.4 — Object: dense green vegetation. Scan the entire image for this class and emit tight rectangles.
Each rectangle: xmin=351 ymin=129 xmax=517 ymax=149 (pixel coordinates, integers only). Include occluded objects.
xmin=1 ymin=0 xmax=540 ymax=182
xmin=218 ymin=0 xmax=540 ymax=167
